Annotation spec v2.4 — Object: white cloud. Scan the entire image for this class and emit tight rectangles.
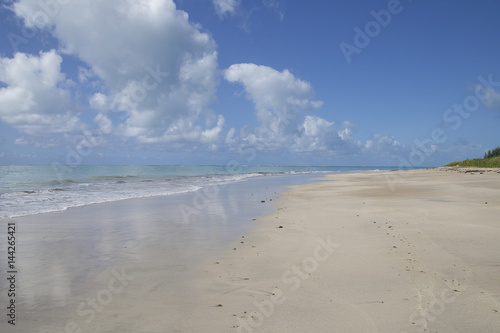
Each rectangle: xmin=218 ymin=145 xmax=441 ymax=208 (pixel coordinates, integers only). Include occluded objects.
xmin=93 ymin=113 xmax=113 ymax=135
xmin=10 ymin=0 xmax=223 ymax=146
xmin=362 ymin=133 xmax=405 ymax=159
xmin=201 ymin=115 xmax=225 ymax=143
xmin=338 ymin=121 xmax=355 ymax=141
xmin=0 ymin=50 xmax=82 ymax=135
xmin=292 ymin=116 xmax=336 ymax=152
xmin=212 ymin=0 xmax=240 ymax=17
xmin=119 ymin=114 xmax=225 ymax=146
xmin=223 ymin=63 xmax=363 ymax=153
xmin=2 ymin=1 xmax=412 ymax=163
xmin=15 ymin=136 xmax=60 ymax=148
xmin=222 ymin=62 xmax=410 ymax=160
xmin=475 ymin=85 xmax=500 ymax=110
xmin=14 ymin=137 xmax=31 ymax=145
xmin=225 ymin=63 xmax=322 ymax=114
xmin=225 ymin=63 xmax=326 ymax=149
xmin=89 ymin=93 xmax=111 ymax=112
xmin=225 ymin=127 xmax=237 ymax=145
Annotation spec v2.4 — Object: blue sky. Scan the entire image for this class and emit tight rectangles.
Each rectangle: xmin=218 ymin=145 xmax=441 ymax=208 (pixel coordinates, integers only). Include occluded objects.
xmin=0 ymin=0 xmax=499 ymax=166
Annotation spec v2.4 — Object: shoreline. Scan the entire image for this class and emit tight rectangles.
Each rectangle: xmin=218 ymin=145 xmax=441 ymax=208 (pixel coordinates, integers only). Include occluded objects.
xmin=0 ymin=173 xmax=319 ymax=332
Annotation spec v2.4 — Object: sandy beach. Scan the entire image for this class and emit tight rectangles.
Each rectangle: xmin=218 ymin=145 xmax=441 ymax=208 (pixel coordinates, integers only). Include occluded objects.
xmin=190 ymin=168 xmax=500 ymax=332
xmin=2 ymin=169 xmax=500 ymax=332
xmin=2 ymin=1 xmax=500 ymax=332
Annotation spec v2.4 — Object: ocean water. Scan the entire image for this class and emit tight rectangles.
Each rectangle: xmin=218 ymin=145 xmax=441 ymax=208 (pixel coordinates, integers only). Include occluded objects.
xmin=0 ymin=165 xmax=401 ymax=220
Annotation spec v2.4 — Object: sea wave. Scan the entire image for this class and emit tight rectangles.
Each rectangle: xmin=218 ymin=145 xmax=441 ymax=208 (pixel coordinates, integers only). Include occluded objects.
xmin=0 ymin=171 xmax=298 ymax=219
xmin=0 ymin=183 xmax=203 ymax=220
xmin=0 ymin=165 xmax=405 ymax=220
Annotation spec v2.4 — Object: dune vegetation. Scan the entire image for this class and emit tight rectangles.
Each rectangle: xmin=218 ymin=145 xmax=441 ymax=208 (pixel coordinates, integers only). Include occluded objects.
xmin=446 ymin=147 xmax=500 ymax=167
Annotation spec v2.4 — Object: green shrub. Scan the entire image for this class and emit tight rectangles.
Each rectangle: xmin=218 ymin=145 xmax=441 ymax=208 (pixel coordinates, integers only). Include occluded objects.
xmin=446 ymin=156 xmax=500 ymax=168
xmin=484 ymin=146 xmax=500 ymax=159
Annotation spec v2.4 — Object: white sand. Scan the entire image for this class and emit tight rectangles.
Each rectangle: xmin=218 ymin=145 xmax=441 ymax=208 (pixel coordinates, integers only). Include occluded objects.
xmin=189 ymin=169 xmax=500 ymax=332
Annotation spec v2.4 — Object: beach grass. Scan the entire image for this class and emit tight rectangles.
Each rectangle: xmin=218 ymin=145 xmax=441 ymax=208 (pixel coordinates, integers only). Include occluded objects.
xmin=445 ymin=156 xmax=500 ymax=168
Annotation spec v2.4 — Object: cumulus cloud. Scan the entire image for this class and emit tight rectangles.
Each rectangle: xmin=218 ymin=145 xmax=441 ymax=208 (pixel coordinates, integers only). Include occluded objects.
xmin=9 ymin=0 xmax=223 ymax=145
xmin=223 ymin=63 xmax=409 ymax=160
xmin=0 ymin=50 xmax=81 ymax=135
xmin=2 ymin=1 xmax=410 ymax=162
xmin=225 ymin=64 xmax=322 ymax=113
xmin=292 ymin=116 xmax=337 ymax=152
xmin=225 ymin=63 xmax=328 ymax=149
xmin=223 ymin=63 xmax=368 ymax=154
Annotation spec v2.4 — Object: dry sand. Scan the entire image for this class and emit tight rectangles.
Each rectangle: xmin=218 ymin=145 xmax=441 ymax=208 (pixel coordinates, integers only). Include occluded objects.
xmin=188 ymin=169 xmax=500 ymax=332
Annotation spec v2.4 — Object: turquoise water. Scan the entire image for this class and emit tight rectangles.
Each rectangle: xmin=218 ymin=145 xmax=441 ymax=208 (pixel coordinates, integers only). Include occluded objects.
xmin=0 ymin=165 xmax=405 ymax=219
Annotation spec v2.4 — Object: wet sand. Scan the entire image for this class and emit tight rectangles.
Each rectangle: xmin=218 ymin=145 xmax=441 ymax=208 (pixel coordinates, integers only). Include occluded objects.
xmin=0 ymin=174 xmax=314 ymax=332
